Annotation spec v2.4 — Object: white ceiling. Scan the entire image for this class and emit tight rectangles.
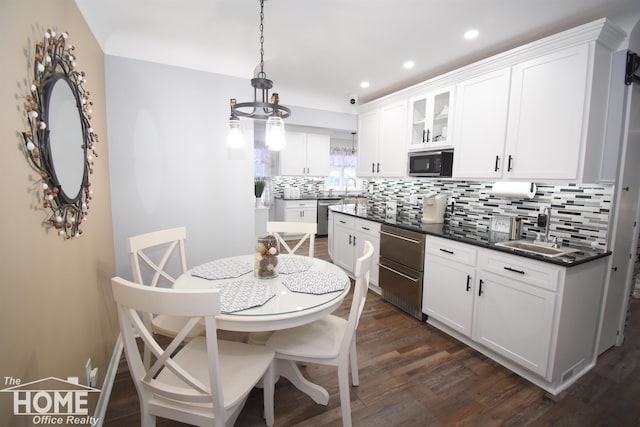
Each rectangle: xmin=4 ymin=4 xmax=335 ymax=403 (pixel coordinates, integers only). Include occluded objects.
xmin=75 ymin=0 xmax=640 ymax=113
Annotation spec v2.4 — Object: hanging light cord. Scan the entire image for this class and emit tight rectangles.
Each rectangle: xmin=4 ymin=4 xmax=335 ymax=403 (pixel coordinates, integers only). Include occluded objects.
xmin=258 ymin=0 xmax=266 ymax=79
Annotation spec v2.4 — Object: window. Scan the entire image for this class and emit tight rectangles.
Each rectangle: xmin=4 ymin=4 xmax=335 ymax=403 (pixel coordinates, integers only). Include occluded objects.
xmin=327 ymin=145 xmax=357 ymax=190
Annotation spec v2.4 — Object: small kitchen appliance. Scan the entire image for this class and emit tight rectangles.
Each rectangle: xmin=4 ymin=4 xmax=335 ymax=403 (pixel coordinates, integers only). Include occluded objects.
xmin=408 ymin=150 xmax=453 ymax=177
xmin=421 ymin=194 xmax=447 ymax=224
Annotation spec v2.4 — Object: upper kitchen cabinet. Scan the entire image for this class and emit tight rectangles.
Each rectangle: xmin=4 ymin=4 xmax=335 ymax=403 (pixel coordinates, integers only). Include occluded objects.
xmin=279 ymin=131 xmax=330 ymax=176
xmin=451 ymin=19 xmax=625 ymax=182
xmin=503 ymin=44 xmax=591 ymax=181
xmin=408 ymin=87 xmax=454 ymax=151
xmin=357 ymin=100 xmax=408 ymax=177
xmin=452 ymin=68 xmax=512 ymax=179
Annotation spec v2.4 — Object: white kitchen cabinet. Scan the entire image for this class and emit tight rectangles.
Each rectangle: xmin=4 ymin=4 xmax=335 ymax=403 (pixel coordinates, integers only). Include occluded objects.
xmin=327 ymin=210 xmax=334 ymax=258
xmin=279 ymin=131 xmax=330 ymax=176
xmin=425 ymin=238 xmax=607 ymax=394
xmin=503 ymin=44 xmax=590 ymax=180
xmin=453 ymin=45 xmax=595 ymax=181
xmin=452 ymin=69 xmax=511 ymax=179
xmin=331 ymin=212 xmax=380 ymax=287
xmin=473 ymin=249 xmax=561 ymax=377
xmin=332 ymin=214 xmax=356 ymax=272
xmin=355 ymin=219 xmax=381 ymax=287
xmin=408 ymin=87 xmax=454 ymax=151
xmin=274 ymin=199 xmax=317 ymax=237
xmin=423 ymin=237 xmax=477 ymax=337
xmin=357 ymin=101 xmax=407 ymax=177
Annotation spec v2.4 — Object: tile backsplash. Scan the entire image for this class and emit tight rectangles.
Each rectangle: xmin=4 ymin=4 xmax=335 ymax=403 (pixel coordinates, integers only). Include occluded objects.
xmin=272 ymin=176 xmax=613 ymax=250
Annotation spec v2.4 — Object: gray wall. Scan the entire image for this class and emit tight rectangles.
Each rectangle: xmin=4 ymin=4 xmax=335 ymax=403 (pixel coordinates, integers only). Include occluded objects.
xmin=105 ymin=56 xmax=256 ymax=277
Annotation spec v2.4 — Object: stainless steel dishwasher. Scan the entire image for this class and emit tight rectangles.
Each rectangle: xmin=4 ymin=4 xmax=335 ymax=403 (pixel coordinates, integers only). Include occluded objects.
xmin=379 ymin=224 xmax=426 ymax=319
xmin=317 ymin=198 xmax=342 ymax=236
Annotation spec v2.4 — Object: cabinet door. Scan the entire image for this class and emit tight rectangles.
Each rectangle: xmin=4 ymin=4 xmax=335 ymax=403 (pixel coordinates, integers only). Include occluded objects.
xmin=378 ymin=101 xmax=408 ymax=177
xmin=472 ymin=272 xmax=556 ymax=378
xmin=305 ymin=133 xmax=330 ymax=176
xmin=355 ymin=220 xmax=381 ymax=281
xmin=453 ymin=69 xmax=511 ymax=179
xmin=300 ymin=207 xmax=317 ymax=224
xmin=408 ymin=88 xmax=453 ymax=151
xmin=504 ymin=44 xmax=589 ymax=180
xmin=423 ymin=255 xmax=475 ymax=337
xmin=333 ymin=223 xmax=355 ymax=272
xmin=357 ymin=109 xmax=380 ymax=177
xmin=328 ymin=210 xmax=334 ymax=258
xmin=280 ymin=132 xmax=308 ymax=176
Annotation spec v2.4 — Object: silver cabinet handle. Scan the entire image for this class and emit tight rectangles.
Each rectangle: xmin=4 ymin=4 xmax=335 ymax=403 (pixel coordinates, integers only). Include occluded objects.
xmin=380 ymin=230 xmax=421 ymax=244
xmin=379 ymin=264 xmax=419 ymax=282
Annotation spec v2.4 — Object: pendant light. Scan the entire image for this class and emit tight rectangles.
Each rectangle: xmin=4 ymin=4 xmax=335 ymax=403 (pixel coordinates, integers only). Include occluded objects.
xmin=226 ymin=0 xmax=291 ymax=150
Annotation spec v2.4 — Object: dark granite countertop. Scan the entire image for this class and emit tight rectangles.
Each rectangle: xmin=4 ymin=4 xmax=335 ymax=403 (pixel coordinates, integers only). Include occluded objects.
xmin=330 ymin=205 xmax=611 ymax=267
xmin=275 ymin=195 xmax=366 ymax=201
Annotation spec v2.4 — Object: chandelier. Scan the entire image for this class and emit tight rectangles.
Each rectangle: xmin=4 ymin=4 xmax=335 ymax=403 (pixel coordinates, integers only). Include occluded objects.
xmin=227 ymin=0 xmax=291 ymax=151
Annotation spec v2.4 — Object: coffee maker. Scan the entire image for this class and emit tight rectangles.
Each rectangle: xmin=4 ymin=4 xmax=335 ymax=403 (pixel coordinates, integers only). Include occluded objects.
xmin=421 ymin=194 xmax=447 ymax=224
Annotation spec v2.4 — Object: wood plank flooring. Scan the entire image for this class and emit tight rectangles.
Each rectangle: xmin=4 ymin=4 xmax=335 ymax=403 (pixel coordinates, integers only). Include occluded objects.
xmin=104 ymin=237 xmax=640 ymax=426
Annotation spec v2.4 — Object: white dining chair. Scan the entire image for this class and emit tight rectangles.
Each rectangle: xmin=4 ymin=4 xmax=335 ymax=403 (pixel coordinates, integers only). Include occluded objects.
xmin=266 ymin=221 xmax=317 ymax=257
xmin=127 ymin=227 xmax=205 ymax=340
xmin=265 ymin=240 xmax=374 ymax=427
xmin=111 ymin=276 xmax=276 ymax=427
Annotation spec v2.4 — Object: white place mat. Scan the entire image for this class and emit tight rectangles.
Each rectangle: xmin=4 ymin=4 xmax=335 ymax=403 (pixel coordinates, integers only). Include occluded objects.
xmin=213 ymin=281 xmax=275 ymax=313
xmin=282 ymin=271 xmax=347 ymax=295
xmin=278 ymin=255 xmax=313 ymax=274
xmin=191 ymin=259 xmax=252 ymax=280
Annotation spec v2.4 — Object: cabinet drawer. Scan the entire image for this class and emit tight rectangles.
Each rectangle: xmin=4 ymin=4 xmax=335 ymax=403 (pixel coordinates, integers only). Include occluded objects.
xmin=284 ymin=200 xmax=317 ymax=209
xmin=334 ymin=213 xmax=355 ymax=229
xmin=479 ymin=249 xmax=561 ymax=292
xmin=426 ymin=236 xmax=477 ymax=266
xmin=355 ymin=219 xmax=380 ymax=238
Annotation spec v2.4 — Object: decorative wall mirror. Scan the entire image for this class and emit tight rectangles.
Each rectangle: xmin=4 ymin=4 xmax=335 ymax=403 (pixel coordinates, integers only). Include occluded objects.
xmin=22 ymin=29 xmax=98 ymax=239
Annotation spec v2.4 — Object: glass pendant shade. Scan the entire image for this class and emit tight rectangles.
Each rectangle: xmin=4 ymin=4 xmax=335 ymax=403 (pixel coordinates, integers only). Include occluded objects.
xmin=265 ymin=116 xmax=286 ymax=151
xmin=226 ymin=118 xmax=243 ymax=148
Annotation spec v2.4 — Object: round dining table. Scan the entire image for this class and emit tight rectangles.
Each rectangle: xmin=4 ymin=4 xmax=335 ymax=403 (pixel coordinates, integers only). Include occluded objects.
xmin=172 ymin=253 xmax=351 ymax=405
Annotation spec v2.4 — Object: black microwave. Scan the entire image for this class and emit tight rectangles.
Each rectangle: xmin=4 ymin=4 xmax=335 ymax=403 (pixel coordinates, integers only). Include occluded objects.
xmin=408 ymin=151 xmax=453 ymax=177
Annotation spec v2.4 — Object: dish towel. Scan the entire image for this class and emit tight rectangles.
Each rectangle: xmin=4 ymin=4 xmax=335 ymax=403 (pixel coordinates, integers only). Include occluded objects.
xmin=282 ymin=271 xmax=347 ymax=295
xmin=191 ymin=259 xmax=252 ymax=280
xmin=213 ymin=281 xmax=275 ymax=313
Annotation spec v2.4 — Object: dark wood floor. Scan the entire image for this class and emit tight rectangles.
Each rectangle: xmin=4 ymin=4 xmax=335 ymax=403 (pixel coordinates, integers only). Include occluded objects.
xmin=104 ymin=237 xmax=640 ymax=426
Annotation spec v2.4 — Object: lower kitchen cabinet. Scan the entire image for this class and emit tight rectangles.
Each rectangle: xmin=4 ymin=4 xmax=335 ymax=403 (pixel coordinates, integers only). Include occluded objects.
xmin=423 ymin=237 xmax=477 ymax=337
xmin=331 ymin=212 xmax=380 ymax=287
xmin=274 ymin=199 xmax=317 ymax=237
xmin=423 ymin=236 xmax=607 ymax=394
xmin=473 ymin=269 xmax=556 ymax=377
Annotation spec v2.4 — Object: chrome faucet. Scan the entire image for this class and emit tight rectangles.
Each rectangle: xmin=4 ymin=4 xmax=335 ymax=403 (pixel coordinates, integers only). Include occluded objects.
xmin=344 ymin=177 xmax=356 ymax=195
xmin=535 ymin=206 xmax=558 ymax=247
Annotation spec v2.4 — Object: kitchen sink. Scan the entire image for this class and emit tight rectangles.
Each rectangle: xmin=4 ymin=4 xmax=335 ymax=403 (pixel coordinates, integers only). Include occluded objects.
xmin=495 ymin=240 xmax=578 ymax=257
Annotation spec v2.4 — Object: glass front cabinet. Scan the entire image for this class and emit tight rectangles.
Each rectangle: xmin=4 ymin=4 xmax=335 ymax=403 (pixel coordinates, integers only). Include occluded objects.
xmin=408 ymin=86 xmax=454 ymax=151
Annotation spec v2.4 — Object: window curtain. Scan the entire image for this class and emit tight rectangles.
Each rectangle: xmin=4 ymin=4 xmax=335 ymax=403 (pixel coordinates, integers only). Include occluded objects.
xmin=330 ymin=146 xmax=357 ymax=168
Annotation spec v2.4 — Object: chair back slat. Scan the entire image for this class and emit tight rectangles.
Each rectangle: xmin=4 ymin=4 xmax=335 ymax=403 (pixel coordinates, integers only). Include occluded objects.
xmin=127 ymin=227 xmax=188 ymax=287
xmin=266 ymin=221 xmax=317 ymax=257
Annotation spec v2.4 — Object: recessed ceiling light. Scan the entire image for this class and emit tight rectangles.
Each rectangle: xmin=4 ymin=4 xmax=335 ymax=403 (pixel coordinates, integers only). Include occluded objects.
xmin=464 ymin=29 xmax=479 ymax=40
xmin=360 ymin=81 xmax=370 ymax=88
xmin=403 ymin=61 xmax=415 ymax=69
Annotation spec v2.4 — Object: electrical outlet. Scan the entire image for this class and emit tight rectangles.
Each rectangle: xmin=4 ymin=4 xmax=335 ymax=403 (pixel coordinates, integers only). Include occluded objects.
xmin=85 ymin=358 xmax=92 ymax=386
xmin=409 ymin=194 xmax=418 ymax=205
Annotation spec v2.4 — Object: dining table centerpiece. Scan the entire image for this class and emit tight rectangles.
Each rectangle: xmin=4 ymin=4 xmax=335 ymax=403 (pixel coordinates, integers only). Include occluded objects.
xmin=255 ymin=234 xmax=279 ymax=279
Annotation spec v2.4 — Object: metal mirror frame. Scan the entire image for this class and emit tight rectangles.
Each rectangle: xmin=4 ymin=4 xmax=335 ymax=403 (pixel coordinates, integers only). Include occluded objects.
xmin=22 ymin=29 xmax=98 ymax=239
